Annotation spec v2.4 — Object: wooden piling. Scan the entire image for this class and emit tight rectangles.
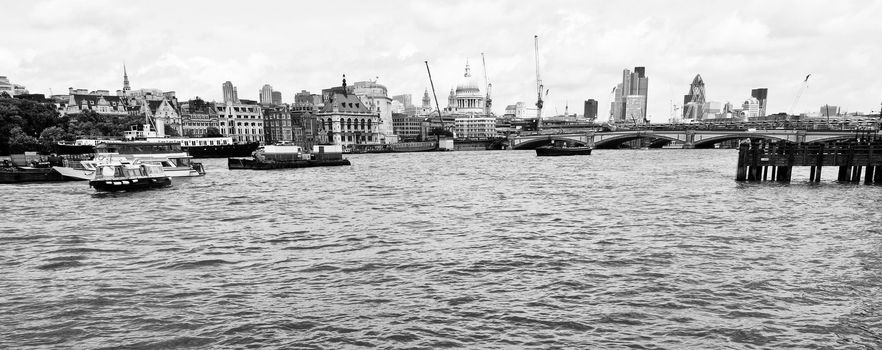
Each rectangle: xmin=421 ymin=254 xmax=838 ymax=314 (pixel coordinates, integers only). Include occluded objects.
xmin=874 ymin=165 xmax=882 ymax=184
xmin=814 ymin=166 xmax=822 ymax=182
xmin=736 ymin=143 xmax=749 ymax=181
xmin=809 ymin=166 xmax=816 ymax=182
xmin=865 ymin=165 xmax=875 ymax=185
xmin=762 ymin=166 xmax=768 ymax=181
xmin=853 ymin=166 xmax=862 ymax=183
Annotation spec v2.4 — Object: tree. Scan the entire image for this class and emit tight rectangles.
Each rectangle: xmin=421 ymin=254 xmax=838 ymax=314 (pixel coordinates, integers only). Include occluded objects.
xmin=204 ymin=126 xmax=223 ymax=137
xmin=8 ymin=126 xmax=43 ymax=153
xmin=1 ymin=97 xmax=62 ymax=155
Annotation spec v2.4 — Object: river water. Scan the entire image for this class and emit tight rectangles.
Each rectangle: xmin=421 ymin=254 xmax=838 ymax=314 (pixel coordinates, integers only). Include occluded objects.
xmin=2 ymin=149 xmax=882 ymax=349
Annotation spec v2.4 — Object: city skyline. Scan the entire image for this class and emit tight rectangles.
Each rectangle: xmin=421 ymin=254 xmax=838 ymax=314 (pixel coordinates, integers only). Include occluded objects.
xmin=3 ymin=0 xmax=882 ymax=121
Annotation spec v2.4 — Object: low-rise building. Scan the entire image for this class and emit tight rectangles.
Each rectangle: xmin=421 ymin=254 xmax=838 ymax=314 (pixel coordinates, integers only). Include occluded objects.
xmin=392 ymin=113 xmax=425 ymax=141
xmin=454 ymin=116 xmax=497 ymax=139
xmin=180 ymin=98 xmax=219 ymax=137
xmin=315 ymin=89 xmax=380 ymax=147
xmin=216 ymin=101 xmax=264 ymax=143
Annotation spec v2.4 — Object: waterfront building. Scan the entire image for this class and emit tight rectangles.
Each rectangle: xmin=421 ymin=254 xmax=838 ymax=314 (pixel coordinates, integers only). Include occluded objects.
xmin=392 ymin=113 xmax=425 ymax=141
xmin=141 ymin=99 xmax=182 ymax=136
xmin=751 ymin=88 xmax=768 ymax=117
xmin=272 ymin=91 xmax=282 ymax=105
xmin=454 ymin=116 xmax=497 ymax=139
xmin=350 ymin=80 xmax=398 ymax=144
xmin=215 ymin=100 xmax=264 ymax=143
xmin=683 ymin=74 xmax=706 ymax=120
xmin=584 ymin=99 xmax=598 ymax=121
xmin=260 ymin=84 xmax=273 ymax=105
xmin=180 ymin=98 xmax=219 ymax=138
xmin=0 ymin=76 xmax=29 ymax=97
xmin=222 ymin=81 xmax=239 ymax=104
xmin=391 ymin=100 xmax=406 ymax=114
xmin=315 ymin=87 xmax=380 ymax=147
xmin=611 ymin=67 xmax=649 ymax=124
xmin=263 ymin=105 xmax=293 ymax=144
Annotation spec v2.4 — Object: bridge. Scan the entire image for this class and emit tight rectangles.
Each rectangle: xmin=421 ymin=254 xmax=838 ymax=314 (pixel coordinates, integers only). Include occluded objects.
xmin=510 ymin=129 xmax=877 ymax=149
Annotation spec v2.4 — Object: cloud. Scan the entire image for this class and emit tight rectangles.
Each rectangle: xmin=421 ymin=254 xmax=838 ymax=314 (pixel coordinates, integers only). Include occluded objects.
xmin=3 ymin=0 xmax=881 ymax=120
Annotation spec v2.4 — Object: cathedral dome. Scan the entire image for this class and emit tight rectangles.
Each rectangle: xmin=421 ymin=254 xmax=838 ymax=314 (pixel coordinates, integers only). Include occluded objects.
xmin=455 ymin=62 xmax=482 ymax=96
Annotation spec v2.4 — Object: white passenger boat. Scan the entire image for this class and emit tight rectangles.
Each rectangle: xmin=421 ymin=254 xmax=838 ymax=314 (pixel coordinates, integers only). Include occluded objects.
xmin=54 ymin=142 xmax=205 ymax=180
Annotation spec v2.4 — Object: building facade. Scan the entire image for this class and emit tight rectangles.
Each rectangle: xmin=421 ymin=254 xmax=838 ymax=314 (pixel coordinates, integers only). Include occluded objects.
xmin=260 ymin=84 xmax=274 ymax=105
xmin=392 ymin=113 xmax=426 ymax=141
xmin=454 ymin=117 xmax=496 ymax=139
xmin=683 ymin=74 xmax=706 ymax=120
xmin=315 ymin=90 xmax=380 ymax=147
xmin=611 ymin=67 xmax=649 ymax=124
xmin=263 ymin=105 xmax=293 ymax=144
xmin=180 ymin=99 xmax=219 ymax=138
xmin=216 ymin=101 xmax=264 ymax=143
xmin=751 ymin=88 xmax=768 ymax=117
xmin=223 ymin=81 xmax=239 ymax=103
xmin=584 ymin=99 xmax=598 ymax=121
xmin=0 ymin=76 xmax=28 ymax=97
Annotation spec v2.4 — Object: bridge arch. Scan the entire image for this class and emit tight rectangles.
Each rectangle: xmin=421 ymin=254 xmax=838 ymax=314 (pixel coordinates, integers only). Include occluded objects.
xmin=691 ymin=133 xmax=790 ymax=148
xmin=511 ymin=136 xmax=590 ymax=150
xmin=593 ymin=133 xmax=683 ymax=149
xmin=805 ymin=135 xmax=861 ymax=144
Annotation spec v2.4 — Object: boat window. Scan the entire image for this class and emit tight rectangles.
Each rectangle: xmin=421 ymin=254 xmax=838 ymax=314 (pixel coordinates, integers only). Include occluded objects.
xmin=101 ymin=167 xmax=114 ymax=178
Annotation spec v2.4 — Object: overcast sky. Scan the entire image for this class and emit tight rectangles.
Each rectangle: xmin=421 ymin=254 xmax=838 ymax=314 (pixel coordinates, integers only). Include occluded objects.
xmin=3 ymin=0 xmax=881 ymax=121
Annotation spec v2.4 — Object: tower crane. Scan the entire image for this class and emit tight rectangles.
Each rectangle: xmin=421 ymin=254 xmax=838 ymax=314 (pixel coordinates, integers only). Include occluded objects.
xmin=534 ymin=35 xmax=544 ymax=124
xmin=789 ymin=74 xmax=811 ymax=116
xmin=481 ymin=53 xmax=492 ymax=116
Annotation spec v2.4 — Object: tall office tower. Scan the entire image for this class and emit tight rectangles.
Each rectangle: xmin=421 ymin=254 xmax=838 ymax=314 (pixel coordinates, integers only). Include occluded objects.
xmin=392 ymin=94 xmax=413 ymax=108
xmin=584 ymin=99 xmax=598 ymax=121
xmin=223 ymin=81 xmax=239 ymax=103
xmin=612 ymin=67 xmax=649 ymax=124
xmin=260 ymin=84 xmax=274 ymax=105
xmin=272 ymin=91 xmax=282 ymax=105
xmin=751 ymin=88 xmax=768 ymax=117
xmin=683 ymin=74 xmax=707 ymax=120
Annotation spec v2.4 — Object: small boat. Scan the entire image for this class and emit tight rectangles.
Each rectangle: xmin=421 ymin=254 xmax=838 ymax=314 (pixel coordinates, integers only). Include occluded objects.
xmin=228 ymin=144 xmax=351 ymax=170
xmin=536 ymin=145 xmax=593 ymax=156
xmin=89 ymin=163 xmax=171 ymax=192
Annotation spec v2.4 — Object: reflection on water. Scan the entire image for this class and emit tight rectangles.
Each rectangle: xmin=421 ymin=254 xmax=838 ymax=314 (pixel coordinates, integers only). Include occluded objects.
xmin=1 ymin=149 xmax=881 ymax=348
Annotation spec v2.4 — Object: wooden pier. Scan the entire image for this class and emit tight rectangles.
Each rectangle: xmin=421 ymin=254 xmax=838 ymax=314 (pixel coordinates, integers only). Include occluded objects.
xmin=736 ymin=139 xmax=882 ymax=184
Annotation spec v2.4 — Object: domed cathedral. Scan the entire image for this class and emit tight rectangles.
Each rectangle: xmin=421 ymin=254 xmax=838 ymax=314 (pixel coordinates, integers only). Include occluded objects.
xmin=446 ymin=60 xmax=486 ymax=116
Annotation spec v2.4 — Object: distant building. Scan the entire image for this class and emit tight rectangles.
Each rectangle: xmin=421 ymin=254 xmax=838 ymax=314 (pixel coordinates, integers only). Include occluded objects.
xmin=263 ymin=105 xmax=292 ymax=144
xmin=584 ymin=99 xmax=598 ymax=121
xmin=751 ymin=88 xmax=768 ymax=117
xmin=65 ymin=88 xmax=127 ymax=115
xmin=215 ymin=100 xmax=263 ymax=143
xmin=351 ymin=80 xmax=398 ymax=143
xmin=392 ymin=94 xmax=413 ymax=109
xmin=260 ymin=84 xmax=274 ymax=105
xmin=222 ymin=81 xmax=239 ymax=103
xmin=742 ymin=97 xmax=760 ymax=119
xmin=454 ymin=116 xmax=496 ymax=139
xmin=504 ymin=104 xmax=517 ymax=119
xmin=295 ymin=90 xmax=322 ymax=107
xmin=392 ymin=113 xmax=425 ymax=141
xmin=272 ymin=91 xmax=282 ymax=105
xmin=819 ymin=105 xmax=840 ymax=117
xmin=611 ymin=67 xmax=649 ymax=124
xmin=315 ymin=87 xmax=380 ymax=146
xmin=141 ymin=99 xmax=182 ymax=136
xmin=180 ymin=98 xmax=219 ymax=138
xmin=0 ymin=76 xmax=29 ymax=97
xmin=683 ymin=74 xmax=706 ymax=120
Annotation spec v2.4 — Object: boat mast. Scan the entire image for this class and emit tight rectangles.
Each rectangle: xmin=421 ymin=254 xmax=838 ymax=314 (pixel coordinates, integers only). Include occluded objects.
xmin=534 ymin=35 xmax=544 ymax=128
xmin=424 ymin=61 xmax=445 ymax=132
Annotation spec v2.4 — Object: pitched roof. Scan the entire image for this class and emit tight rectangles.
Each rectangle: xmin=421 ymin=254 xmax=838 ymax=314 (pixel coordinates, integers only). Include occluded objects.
xmin=320 ymin=92 xmax=371 ymax=114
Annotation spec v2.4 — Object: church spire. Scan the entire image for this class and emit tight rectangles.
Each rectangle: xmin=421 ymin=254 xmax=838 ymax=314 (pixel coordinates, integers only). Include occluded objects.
xmin=123 ymin=63 xmax=131 ymax=92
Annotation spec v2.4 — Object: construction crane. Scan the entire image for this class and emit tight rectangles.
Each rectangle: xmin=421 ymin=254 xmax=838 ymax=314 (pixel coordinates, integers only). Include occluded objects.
xmin=481 ymin=53 xmax=492 ymax=116
xmin=534 ymin=35 xmax=544 ymax=123
xmin=789 ymin=74 xmax=811 ymax=116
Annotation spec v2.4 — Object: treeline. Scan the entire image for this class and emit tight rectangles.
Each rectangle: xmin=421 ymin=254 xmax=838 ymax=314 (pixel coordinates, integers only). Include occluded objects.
xmin=0 ymin=98 xmax=147 ymax=155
